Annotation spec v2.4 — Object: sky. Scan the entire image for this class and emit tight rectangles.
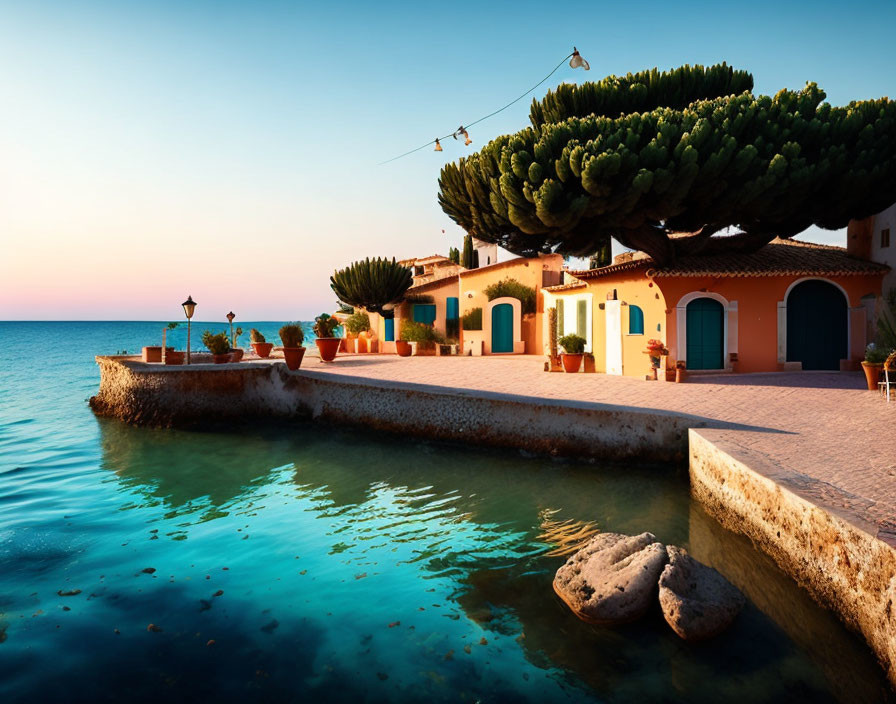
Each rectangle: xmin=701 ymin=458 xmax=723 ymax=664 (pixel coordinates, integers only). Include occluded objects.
xmin=1 ymin=0 xmax=895 ymax=321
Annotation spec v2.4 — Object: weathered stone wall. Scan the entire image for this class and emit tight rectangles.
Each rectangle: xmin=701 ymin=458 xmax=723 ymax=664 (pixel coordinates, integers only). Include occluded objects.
xmin=90 ymin=356 xmax=694 ymax=461
xmin=689 ymin=429 xmax=896 ymax=687
xmin=90 ymin=356 xmax=896 ymax=686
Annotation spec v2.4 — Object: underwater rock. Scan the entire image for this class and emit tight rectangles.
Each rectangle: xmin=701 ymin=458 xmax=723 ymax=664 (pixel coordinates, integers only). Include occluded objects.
xmin=658 ymin=546 xmax=745 ymax=641
xmin=553 ymin=532 xmax=667 ymax=625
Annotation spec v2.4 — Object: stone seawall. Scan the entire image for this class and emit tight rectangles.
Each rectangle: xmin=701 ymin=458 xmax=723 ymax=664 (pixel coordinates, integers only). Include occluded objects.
xmin=90 ymin=356 xmax=896 ymax=686
xmin=90 ymin=356 xmax=697 ymax=461
xmin=689 ymin=429 xmax=896 ymax=686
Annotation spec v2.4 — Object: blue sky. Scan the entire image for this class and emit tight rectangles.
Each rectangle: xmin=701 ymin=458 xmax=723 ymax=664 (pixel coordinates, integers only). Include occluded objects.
xmin=1 ymin=0 xmax=894 ymax=319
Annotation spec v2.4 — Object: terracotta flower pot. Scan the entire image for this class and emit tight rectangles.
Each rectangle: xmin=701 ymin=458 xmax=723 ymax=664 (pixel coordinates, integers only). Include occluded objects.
xmin=164 ymin=351 xmax=184 ymax=366
xmin=282 ymin=346 xmax=306 ymax=371
xmin=212 ymin=354 xmax=231 ymax=364
xmin=396 ymin=341 xmax=412 ymax=357
xmin=230 ymin=348 xmax=244 ymax=362
xmin=251 ymin=342 xmax=274 ymax=358
xmin=315 ymin=337 xmax=341 ymax=362
xmin=142 ymin=346 xmax=175 ymax=363
xmin=861 ymin=361 xmax=883 ymax=391
xmin=561 ymin=353 xmax=583 ymax=373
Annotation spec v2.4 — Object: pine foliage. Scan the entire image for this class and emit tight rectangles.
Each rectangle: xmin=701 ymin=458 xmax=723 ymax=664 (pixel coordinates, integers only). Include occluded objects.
xmin=438 ymin=63 xmax=896 ymax=264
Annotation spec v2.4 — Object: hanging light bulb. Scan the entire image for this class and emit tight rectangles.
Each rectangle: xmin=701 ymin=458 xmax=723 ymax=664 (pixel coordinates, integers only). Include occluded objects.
xmin=434 ymin=138 xmax=442 ymax=152
xmin=569 ymin=47 xmax=590 ymax=70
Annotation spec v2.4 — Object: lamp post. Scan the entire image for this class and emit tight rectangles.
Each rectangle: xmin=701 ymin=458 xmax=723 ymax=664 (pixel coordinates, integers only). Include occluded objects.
xmin=182 ymin=296 xmax=197 ymax=364
xmin=226 ymin=311 xmax=235 ymax=348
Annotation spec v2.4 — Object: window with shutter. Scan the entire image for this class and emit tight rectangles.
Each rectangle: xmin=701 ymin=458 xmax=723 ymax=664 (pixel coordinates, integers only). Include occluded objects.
xmin=577 ymin=299 xmax=587 ymax=337
xmin=629 ymin=305 xmax=644 ymax=335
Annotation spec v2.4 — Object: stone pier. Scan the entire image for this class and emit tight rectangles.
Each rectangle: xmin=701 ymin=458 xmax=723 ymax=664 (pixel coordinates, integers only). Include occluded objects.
xmin=90 ymin=353 xmax=896 ymax=686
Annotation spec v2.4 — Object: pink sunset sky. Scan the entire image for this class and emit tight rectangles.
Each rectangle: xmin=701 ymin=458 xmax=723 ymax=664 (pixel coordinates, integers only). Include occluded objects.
xmin=2 ymin=1 xmax=891 ymax=321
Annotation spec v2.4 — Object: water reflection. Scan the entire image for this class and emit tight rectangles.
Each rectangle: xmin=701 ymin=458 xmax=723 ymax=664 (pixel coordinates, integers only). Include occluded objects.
xmin=98 ymin=418 xmax=295 ymax=511
xmin=688 ymin=501 xmax=893 ymax=704
xmin=84 ymin=419 xmax=893 ymax=703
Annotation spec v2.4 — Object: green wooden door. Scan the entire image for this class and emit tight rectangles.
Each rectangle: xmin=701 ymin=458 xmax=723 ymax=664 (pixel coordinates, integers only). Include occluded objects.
xmin=686 ymin=298 xmax=724 ymax=370
xmin=786 ymin=280 xmax=847 ymax=370
xmin=491 ymin=303 xmax=513 ymax=353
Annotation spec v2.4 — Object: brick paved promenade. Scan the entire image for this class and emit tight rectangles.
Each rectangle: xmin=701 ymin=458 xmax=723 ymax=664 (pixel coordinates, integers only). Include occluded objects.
xmin=299 ymin=353 xmax=896 ymax=543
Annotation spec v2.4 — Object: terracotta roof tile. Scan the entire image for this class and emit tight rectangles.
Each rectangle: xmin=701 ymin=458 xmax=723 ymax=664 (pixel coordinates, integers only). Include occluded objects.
xmin=569 ymin=238 xmax=889 ymax=280
xmin=542 ymin=281 xmax=588 ymax=292
xmin=407 ymin=277 xmax=459 ymax=293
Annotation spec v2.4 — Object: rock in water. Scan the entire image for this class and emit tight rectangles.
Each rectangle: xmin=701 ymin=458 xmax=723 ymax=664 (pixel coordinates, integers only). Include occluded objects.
xmin=658 ymin=546 xmax=745 ymax=641
xmin=553 ymin=532 xmax=667 ymax=625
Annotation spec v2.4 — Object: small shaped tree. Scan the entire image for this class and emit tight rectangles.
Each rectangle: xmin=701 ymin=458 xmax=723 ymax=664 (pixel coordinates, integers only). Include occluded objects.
xmin=331 ymin=257 xmax=413 ymax=318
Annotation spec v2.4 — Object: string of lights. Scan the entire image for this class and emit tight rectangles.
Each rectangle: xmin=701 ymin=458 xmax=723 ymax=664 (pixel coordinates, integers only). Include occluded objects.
xmin=378 ymin=47 xmax=590 ymax=166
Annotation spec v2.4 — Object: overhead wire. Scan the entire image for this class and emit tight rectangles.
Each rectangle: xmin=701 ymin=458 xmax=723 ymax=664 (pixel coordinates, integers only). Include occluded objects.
xmin=378 ymin=50 xmax=580 ymax=166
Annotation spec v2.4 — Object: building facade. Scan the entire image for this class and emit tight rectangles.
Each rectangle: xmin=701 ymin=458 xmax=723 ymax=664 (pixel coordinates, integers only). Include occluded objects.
xmin=544 ymin=238 xmax=888 ymax=377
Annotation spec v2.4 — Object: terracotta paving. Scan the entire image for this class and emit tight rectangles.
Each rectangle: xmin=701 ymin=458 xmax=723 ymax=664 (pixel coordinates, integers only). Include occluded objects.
xmin=296 ymin=352 xmax=896 ymax=541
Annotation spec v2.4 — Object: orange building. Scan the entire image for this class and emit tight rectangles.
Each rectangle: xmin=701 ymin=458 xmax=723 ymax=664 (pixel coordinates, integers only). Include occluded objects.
xmin=544 ymin=238 xmax=889 ymax=377
xmin=365 ymin=254 xmax=564 ymax=355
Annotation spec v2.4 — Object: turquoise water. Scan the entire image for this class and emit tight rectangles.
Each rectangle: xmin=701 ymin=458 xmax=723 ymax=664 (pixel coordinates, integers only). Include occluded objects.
xmin=0 ymin=322 xmax=892 ymax=703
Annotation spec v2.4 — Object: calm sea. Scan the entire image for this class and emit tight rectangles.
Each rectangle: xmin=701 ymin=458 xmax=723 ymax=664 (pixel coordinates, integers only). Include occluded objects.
xmin=0 ymin=322 xmax=891 ymax=703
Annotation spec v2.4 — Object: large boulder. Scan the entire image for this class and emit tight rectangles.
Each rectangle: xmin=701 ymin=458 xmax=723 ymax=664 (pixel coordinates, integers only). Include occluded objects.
xmin=658 ymin=546 xmax=745 ymax=641
xmin=553 ymin=532 xmax=667 ymax=625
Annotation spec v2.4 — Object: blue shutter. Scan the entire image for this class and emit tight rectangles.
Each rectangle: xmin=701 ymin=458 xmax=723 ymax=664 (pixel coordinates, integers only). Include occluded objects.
xmin=446 ymin=297 xmax=459 ymax=320
xmin=629 ymin=305 xmax=644 ymax=335
xmin=413 ymin=304 xmax=437 ymax=325
xmin=384 ymin=318 xmax=394 ymax=342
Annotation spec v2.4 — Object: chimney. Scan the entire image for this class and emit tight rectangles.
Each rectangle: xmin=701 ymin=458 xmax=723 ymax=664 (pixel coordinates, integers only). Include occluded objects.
xmin=846 ymin=216 xmax=874 ymax=260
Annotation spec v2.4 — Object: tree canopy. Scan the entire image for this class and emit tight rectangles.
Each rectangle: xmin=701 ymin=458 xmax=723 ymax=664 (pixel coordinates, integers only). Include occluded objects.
xmin=330 ymin=257 xmax=413 ymax=318
xmin=438 ymin=64 xmax=896 ymax=264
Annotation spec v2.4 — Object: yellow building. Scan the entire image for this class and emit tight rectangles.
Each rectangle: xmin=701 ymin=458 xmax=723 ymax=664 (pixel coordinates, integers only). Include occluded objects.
xmin=543 ymin=239 xmax=888 ymax=377
xmin=363 ymin=253 xmax=564 ymax=355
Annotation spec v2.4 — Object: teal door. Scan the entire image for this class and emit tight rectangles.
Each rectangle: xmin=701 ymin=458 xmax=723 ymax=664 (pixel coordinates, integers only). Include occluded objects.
xmin=787 ymin=280 xmax=847 ymax=370
xmin=491 ymin=303 xmax=513 ymax=353
xmin=686 ymin=298 xmax=724 ymax=370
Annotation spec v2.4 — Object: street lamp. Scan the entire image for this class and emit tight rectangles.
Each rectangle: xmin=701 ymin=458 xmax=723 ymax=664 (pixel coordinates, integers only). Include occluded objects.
xmin=226 ymin=311 xmax=235 ymax=348
xmin=182 ymin=295 xmax=197 ymax=364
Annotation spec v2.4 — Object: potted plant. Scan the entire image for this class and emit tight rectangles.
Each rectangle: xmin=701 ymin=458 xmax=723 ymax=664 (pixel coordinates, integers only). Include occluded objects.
xmin=344 ymin=311 xmax=371 ymax=353
xmin=250 ymin=328 xmax=274 ymax=358
xmin=313 ymin=313 xmax=341 ymax=362
xmin=202 ymin=330 xmax=232 ymax=364
xmin=395 ymin=336 xmax=412 ymax=357
xmin=558 ymin=334 xmax=586 ymax=373
xmin=230 ymin=327 xmax=244 ymax=362
xmin=644 ymin=339 xmax=669 ymax=379
xmin=279 ymin=323 xmax=306 ymax=370
xmin=399 ymin=320 xmax=443 ymax=356
xmin=142 ymin=322 xmax=179 ymax=363
xmin=862 ymin=342 xmax=889 ymax=390
xmin=161 ymin=323 xmax=184 ymax=365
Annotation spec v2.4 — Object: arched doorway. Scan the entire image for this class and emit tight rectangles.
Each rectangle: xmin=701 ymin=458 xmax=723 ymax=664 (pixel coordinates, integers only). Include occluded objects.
xmin=686 ymin=298 xmax=724 ymax=370
xmin=491 ymin=303 xmax=513 ymax=353
xmin=786 ymin=280 xmax=847 ymax=370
